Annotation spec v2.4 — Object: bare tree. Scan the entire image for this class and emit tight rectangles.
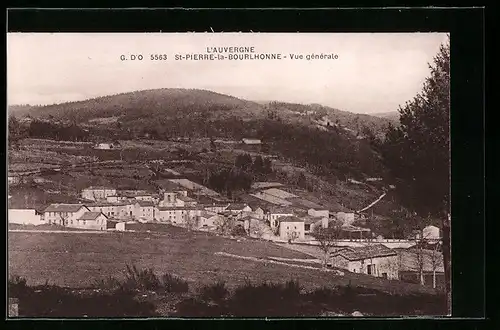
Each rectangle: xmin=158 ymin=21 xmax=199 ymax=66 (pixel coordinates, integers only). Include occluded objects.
xmin=215 ymin=215 xmax=235 ymax=236
xmin=287 ymin=230 xmax=299 ymax=243
xmin=430 ymin=242 xmax=443 ymax=289
xmin=185 ymin=213 xmax=199 ymax=231
xmin=312 ymin=222 xmax=342 ymax=268
xmin=249 ymin=219 xmax=266 ymax=239
xmin=58 ymin=213 xmax=69 ymax=227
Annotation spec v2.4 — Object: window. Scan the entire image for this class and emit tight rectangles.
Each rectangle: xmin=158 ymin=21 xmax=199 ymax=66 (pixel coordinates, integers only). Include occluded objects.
xmin=83 ymin=220 xmax=86 ymax=226
xmin=382 ymin=273 xmax=388 ymax=279
xmin=367 ymin=264 xmax=373 ymax=275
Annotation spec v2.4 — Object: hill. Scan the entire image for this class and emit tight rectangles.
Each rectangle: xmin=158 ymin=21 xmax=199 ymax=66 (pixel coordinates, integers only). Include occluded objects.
xmin=9 ymin=88 xmax=392 ymax=180
xmin=371 ymin=111 xmax=400 ymax=122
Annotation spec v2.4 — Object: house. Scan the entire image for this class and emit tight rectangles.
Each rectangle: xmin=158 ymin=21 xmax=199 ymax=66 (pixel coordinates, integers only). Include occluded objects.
xmin=338 ymin=224 xmax=372 ymax=240
xmin=94 ymin=141 xmax=121 ymax=150
xmin=199 ymin=196 xmax=229 ymax=213
xmin=133 ymin=201 xmax=158 ymax=222
xmin=81 ymin=186 xmax=117 ymax=201
xmin=308 ymin=208 xmax=330 ymax=219
xmin=397 ymin=248 xmax=445 ymax=289
xmin=303 ymin=215 xmax=328 ymax=234
xmin=197 ymin=211 xmax=220 ymax=230
xmin=251 ymin=207 xmax=266 ymax=220
xmin=74 ymin=211 xmax=108 ymax=230
xmin=266 ymin=206 xmax=294 ymax=229
xmin=42 ymin=203 xmax=90 ymax=226
xmin=159 ymin=191 xmax=188 ymax=207
xmin=335 ymin=212 xmax=355 ymax=226
xmin=329 ymin=244 xmax=399 ymax=279
xmin=8 ymin=174 xmax=21 ymax=186
xmin=177 ymin=195 xmax=198 ymax=207
xmin=241 ymin=138 xmax=262 ymax=145
xmin=8 ymin=209 xmax=43 ymax=225
xmin=87 ymin=202 xmax=133 ymax=219
xmin=422 ymin=225 xmax=440 ymax=240
xmin=226 ymin=203 xmax=252 ymax=217
xmin=157 ymin=206 xmax=202 ymax=226
xmin=277 ymin=216 xmax=305 ymax=241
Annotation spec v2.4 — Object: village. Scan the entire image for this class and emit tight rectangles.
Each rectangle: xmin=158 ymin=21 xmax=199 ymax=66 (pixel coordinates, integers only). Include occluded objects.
xmin=8 ymin=140 xmax=445 ymax=291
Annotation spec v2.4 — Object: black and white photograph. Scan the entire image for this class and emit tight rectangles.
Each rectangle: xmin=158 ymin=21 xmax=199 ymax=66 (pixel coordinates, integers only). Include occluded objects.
xmin=7 ymin=32 xmax=451 ymax=318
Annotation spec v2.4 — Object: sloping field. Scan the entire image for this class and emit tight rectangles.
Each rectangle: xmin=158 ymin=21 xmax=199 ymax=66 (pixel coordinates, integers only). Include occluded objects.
xmin=8 ymin=228 xmax=435 ymax=295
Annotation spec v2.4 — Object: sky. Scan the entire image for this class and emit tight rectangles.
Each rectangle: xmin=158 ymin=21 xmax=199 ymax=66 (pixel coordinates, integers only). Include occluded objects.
xmin=7 ymin=33 xmax=448 ymax=114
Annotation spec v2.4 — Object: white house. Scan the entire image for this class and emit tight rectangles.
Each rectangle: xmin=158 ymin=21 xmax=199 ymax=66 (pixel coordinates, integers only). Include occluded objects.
xmin=94 ymin=141 xmax=121 ymax=150
xmin=87 ymin=202 xmax=133 ymax=219
xmin=43 ymin=204 xmax=90 ymax=226
xmin=329 ymin=244 xmax=399 ymax=280
xmin=335 ymin=212 xmax=355 ymax=226
xmin=226 ymin=203 xmax=252 ymax=217
xmin=133 ymin=201 xmax=158 ymax=222
xmin=8 ymin=209 xmax=43 ymax=225
xmin=197 ymin=211 xmax=220 ymax=230
xmin=422 ymin=225 xmax=441 ymax=240
xmin=308 ymin=208 xmax=330 ymax=218
xmin=81 ymin=186 xmax=117 ymax=201
xmin=159 ymin=191 xmax=189 ymax=207
xmin=277 ymin=216 xmax=305 ymax=241
xmin=303 ymin=215 xmax=328 ymax=234
xmin=73 ymin=211 xmax=108 ymax=230
xmin=266 ymin=206 xmax=294 ymax=229
xmin=157 ymin=206 xmax=202 ymax=225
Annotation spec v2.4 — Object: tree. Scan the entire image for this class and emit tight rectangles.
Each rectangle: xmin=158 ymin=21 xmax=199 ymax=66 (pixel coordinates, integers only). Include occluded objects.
xmin=312 ymin=223 xmax=342 ymax=268
xmin=8 ymin=116 xmax=26 ymax=149
xmin=379 ymin=36 xmax=451 ymax=310
xmin=252 ymin=156 xmax=264 ymax=173
xmin=287 ymin=230 xmax=299 ymax=244
xmin=430 ymin=242 xmax=443 ymax=289
xmin=214 ymin=215 xmax=235 ymax=236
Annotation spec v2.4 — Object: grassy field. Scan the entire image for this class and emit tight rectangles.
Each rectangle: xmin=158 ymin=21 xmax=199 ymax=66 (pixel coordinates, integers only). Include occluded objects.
xmin=8 ymin=228 xmax=436 ymax=295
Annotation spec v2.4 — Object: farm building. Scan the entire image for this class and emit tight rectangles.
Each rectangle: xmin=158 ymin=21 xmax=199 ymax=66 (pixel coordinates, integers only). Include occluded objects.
xmin=81 ymin=186 xmax=117 ymax=201
xmin=277 ymin=216 xmax=305 ymax=241
xmin=42 ymin=204 xmax=90 ymax=226
xmin=251 ymin=182 xmax=284 ymax=189
xmin=308 ymin=208 xmax=330 ymax=219
xmin=94 ymin=141 xmax=122 ymax=150
xmin=397 ymin=248 xmax=445 ymax=289
xmin=241 ymin=138 xmax=262 ymax=145
xmin=329 ymin=244 xmax=399 ymax=280
xmin=8 ymin=209 xmax=43 ymax=225
xmin=74 ymin=212 xmax=108 ymax=230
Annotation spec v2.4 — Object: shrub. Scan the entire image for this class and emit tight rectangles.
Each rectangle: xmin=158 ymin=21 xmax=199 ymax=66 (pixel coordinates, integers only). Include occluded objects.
xmin=93 ymin=275 xmax=121 ymax=291
xmin=199 ymin=280 xmax=229 ymax=303
xmin=161 ymin=273 xmax=189 ymax=293
xmin=8 ymin=275 xmax=29 ymax=298
xmin=123 ymin=264 xmax=162 ymax=291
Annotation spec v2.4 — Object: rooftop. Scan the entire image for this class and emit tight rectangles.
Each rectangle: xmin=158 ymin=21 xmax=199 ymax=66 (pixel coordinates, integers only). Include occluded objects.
xmin=177 ymin=195 xmax=196 ymax=202
xmin=227 ymin=203 xmax=249 ymax=211
xmin=136 ymin=200 xmax=156 ymax=207
xmin=84 ymin=186 xmax=115 ymax=190
xmin=331 ymin=244 xmax=397 ymax=261
xmin=158 ymin=206 xmax=199 ymax=211
xmin=78 ymin=211 xmax=106 ymax=221
xmin=277 ymin=216 xmax=304 ymax=223
xmin=44 ymin=203 xmax=88 ymax=213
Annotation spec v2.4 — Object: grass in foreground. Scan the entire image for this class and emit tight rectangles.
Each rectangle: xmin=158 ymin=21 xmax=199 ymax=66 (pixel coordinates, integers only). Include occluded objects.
xmin=9 ymin=266 xmax=447 ymax=317
xmin=8 ymin=229 xmax=436 ymax=295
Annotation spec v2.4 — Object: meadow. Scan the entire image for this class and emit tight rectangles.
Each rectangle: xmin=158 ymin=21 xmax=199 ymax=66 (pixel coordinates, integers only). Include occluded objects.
xmin=8 ymin=227 xmax=436 ymax=295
